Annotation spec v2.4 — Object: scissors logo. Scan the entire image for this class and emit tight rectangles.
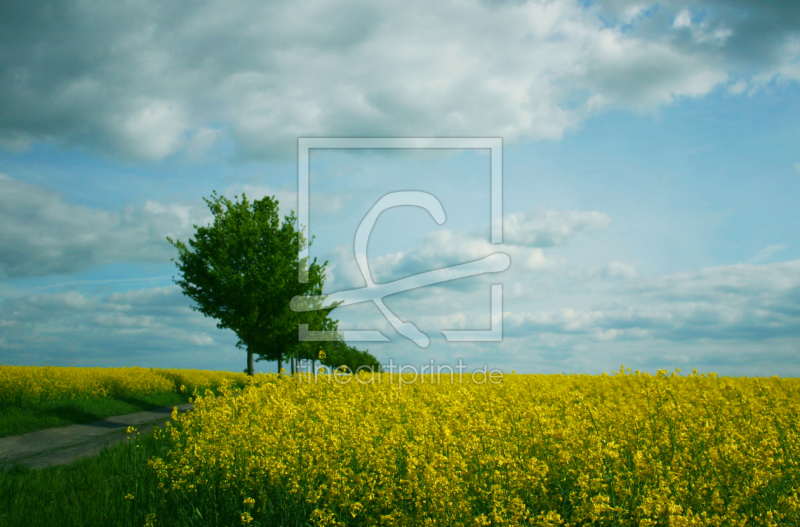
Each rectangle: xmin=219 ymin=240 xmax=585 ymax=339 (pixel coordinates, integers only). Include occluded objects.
xmin=291 ymin=191 xmax=510 ymax=347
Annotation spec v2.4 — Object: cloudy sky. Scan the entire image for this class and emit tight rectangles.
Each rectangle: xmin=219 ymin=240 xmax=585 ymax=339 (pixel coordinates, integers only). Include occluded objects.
xmin=1 ymin=0 xmax=799 ymax=375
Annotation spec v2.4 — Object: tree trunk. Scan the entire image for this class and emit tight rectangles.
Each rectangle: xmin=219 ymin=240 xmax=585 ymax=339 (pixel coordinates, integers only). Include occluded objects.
xmin=291 ymin=356 xmax=295 ymax=376
xmin=247 ymin=347 xmax=254 ymax=376
xmin=278 ymin=356 xmax=282 ymax=375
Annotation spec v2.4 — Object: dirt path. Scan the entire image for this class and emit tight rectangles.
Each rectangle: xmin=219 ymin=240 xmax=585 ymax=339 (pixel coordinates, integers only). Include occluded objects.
xmin=0 ymin=403 xmax=193 ymax=470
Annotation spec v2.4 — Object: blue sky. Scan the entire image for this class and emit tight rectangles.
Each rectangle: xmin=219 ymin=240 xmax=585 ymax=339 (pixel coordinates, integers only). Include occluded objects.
xmin=1 ymin=0 xmax=799 ymax=375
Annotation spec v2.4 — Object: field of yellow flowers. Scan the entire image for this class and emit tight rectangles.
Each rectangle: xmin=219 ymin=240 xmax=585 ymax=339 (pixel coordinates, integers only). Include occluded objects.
xmin=0 ymin=365 xmax=249 ymax=406
xmin=144 ymin=368 xmax=800 ymax=526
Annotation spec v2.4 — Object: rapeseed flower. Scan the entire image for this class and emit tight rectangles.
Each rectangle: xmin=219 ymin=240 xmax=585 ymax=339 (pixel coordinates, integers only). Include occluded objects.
xmin=146 ymin=370 xmax=800 ymax=526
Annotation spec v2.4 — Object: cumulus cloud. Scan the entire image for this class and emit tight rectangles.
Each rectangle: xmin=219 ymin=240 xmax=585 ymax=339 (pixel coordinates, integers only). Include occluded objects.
xmin=4 ymin=0 xmax=795 ymax=160
xmin=0 ymin=174 xmax=333 ymax=279
xmin=0 ymin=174 xmax=212 ymax=279
xmin=325 ymin=206 xmax=605 ymax=290
xmin=3 ymin=247 xmax=799 ymax=375
xmin=320 ymin=258 xmax=800 ymax=375
xmin=0 ymin=285 xmax=240 ymax=368
xmin=504 ymin=208 xmax=611 ymax=247
xmin=597 ymin=0 xmax=800 ymax=86
xmin=581 ymin=29 xmax=728 ymax=109
xmin=750 ymin=243 xmax=789 ymax=263
xmin=603 ymin=261 xmax=641 ymax=279
xmin=506 ymin=260 xmax=800 ymax=344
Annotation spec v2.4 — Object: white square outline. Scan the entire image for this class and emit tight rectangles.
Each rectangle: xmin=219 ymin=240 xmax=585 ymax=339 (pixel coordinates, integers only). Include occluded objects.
xmin=298 ymin=137 xmax=503 ymax=343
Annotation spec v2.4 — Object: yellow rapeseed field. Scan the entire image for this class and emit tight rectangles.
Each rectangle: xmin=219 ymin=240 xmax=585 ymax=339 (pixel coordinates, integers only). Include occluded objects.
xmin=146 ymin=368 xmax=800 ymax=526
xmin=0 ymin=365 xmax=248 ymax=405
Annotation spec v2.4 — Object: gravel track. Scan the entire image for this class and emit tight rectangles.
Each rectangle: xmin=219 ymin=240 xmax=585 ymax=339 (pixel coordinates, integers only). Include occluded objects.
xmin=0 ymin=403 xmax=193 ymax=470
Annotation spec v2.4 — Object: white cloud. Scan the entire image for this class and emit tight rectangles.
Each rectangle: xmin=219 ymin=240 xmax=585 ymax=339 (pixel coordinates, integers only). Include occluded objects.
xmin=325 ymin=206 xmax=603 ymax=290
xmin=604 ymin=261 xmax=641 ymax=279
xmin=119 ymin=99 xmax=188 ymax=160
xmin=188 ymin=333 xmax=216 ymax=347
xmin=0 ymin=285 xmax=239 ymax=368
xmin=0 ymin=174 xmax=211 ymax=278
xmin=3 ymin=254 xmax=800 ymax=375
xmin=504 ymin=208 xmax=611 ymax=247
xmin=728 ymin=80 xmax=747 ymax=94
xmin=505 ymin=260 xmax=800 ymax=345
xmin=751 ymin=243 xmax=789 ymax=263
xmin=184 ymin=127 xmax=222 ymax=161
xmin=4 ymin=0 xmax=791 ymax=160
xmin=670 ymin=8 xmax=732 ymax=45
xmin=323 ymin=250 xmax=800 ymax=375
xmin=599 ymin=1 xmax=800 ymax=67
xmin=582 ymin=29 xmax=728 ymax=109
xmin=673 ymin=9 xmax=692 ymax=28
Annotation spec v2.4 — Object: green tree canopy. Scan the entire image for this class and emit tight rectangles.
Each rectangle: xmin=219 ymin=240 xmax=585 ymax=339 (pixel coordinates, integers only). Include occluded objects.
xmin=167 ymin=191 xmax=334 ymax=375
xmin=320 ymin=342 xmax=382 ymax=373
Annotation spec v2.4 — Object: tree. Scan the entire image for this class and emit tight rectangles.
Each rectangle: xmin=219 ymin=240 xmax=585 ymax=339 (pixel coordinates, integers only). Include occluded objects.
xmin=259 ymin=272 xmax=339 ymax=375
xmin=252 ymin=248 xmax=339 ymax=374
xmin=320 ymin=341 xmax=382 ymax=373
xmin=167 ymin=191 xmax=333 ymax=375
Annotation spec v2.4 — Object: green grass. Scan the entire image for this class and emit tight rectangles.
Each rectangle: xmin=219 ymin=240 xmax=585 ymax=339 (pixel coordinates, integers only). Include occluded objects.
xmin=0 ymin=392 xmax=190 ymax=438
xmin=0 ymin=426 xmax=269 ymax=527
xmin=0 ymin=428 xmax=171 ymax=527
